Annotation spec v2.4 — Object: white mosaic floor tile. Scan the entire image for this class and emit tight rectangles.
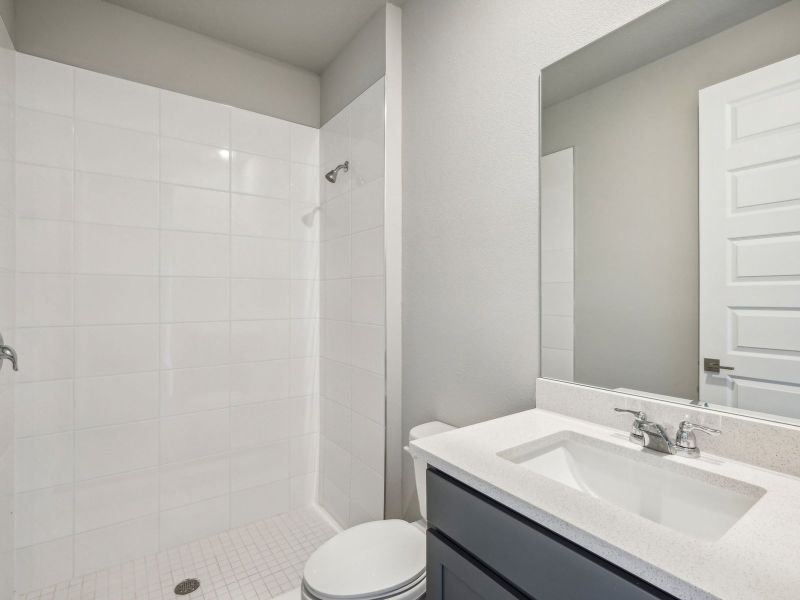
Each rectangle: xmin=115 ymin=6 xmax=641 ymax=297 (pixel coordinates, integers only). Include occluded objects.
xmin=17 ymin=507 xmax=336 ymax=600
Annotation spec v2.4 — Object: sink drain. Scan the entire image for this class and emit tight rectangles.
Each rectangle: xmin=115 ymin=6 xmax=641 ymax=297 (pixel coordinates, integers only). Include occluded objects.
xmin=174 ymin=578 xmax=200 ymax=595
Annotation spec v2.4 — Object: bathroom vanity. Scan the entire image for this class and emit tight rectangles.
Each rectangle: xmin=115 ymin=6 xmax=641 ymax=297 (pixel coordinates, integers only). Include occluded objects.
xmin=426 ymin=468 xmax=675 ymax=599
xmin=411 ymin=407 xmax=800 ymax=600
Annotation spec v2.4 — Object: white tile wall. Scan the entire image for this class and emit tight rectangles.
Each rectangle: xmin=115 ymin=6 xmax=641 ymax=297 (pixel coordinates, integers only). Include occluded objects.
xmin=0 ymin=40 xmax=16 ymax=600
xmin=13 ymin=53 xmax=321 ymax=592
xmin=318 ymin=80 xmax=386 ymax=528
xmin=540 ymin=148 xmax=574 ymax=381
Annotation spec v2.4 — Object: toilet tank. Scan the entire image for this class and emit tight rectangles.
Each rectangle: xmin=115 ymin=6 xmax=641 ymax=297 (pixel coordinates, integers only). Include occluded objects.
xmin=409 ymin=421 xmax=455 ymax=520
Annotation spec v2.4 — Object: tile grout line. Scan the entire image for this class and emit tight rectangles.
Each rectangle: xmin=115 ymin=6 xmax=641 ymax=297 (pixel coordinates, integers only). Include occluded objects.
xmin=156 ymin=87 xmax=163 ymax=557
xmin=70 ymin=62 xmax=78 ymax=582
xmin=227 ymin=105 xmax=233 ymax=535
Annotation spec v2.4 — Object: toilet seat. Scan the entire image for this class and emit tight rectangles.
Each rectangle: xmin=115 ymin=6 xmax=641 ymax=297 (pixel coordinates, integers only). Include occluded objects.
xmin=302 ymin=520 xmax=426 ymax=600
xmin=301 ymin=574 xmax=425 ymax=600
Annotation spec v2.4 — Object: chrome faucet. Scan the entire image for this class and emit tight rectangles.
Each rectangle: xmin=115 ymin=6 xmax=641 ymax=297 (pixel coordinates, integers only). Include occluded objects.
xmin=0 ymin=332 xmax=17 ymax=372
xmin=675 ymin=417 xmax=721 ymax=458
xmin=614 ymin=408 xmax=721 ymax=457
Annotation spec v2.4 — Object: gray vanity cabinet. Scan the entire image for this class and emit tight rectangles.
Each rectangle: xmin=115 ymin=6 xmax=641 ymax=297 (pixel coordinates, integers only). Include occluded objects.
xmin=428 ymin=531 xmax=526 ymax=599
xmin=426 ymin=468 xmax=678 ymax=600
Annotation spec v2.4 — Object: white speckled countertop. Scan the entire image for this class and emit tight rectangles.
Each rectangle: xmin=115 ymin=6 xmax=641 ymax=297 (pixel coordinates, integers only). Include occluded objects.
xmin=410 ymin=408 xmax=800 ymax=600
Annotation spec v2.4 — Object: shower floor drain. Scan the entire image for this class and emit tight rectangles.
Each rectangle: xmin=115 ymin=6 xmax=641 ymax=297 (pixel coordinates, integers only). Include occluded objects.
xmin=174 ymin=578 xmax=201 ymax=595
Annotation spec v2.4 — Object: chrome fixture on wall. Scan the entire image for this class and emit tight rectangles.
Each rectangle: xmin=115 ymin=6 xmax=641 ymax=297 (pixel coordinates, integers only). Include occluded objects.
xmin=0 ymin=332 xmax=18 ymax=372
xmin=325 ymin=161 xmax=349 ymax=183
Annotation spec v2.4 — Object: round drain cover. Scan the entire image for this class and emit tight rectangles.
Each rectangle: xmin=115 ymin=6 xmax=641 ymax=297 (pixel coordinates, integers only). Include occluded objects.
xmin=174 ymin=578 xmax=201 ymax=595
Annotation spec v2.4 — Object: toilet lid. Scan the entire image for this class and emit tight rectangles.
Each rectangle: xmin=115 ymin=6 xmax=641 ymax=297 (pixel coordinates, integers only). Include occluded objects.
xmin=303 ymin=520 xmax=425 ymax=600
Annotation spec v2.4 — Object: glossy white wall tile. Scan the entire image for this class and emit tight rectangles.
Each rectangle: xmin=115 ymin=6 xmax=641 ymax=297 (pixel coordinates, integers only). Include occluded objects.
xmin=74 ymin=421 xmax=159 ymax=480
xmin=318 ymin=79 xmax=386 ymax=528
xmin=160 ymin=138 xmax=230 ymax=191
xmin=158 ymin=495 xmax=229 ymax=549
xmin=292 ymin=125 xmax=320 ymax=166
xmin=15 ymin=218 xmax=73 ymax=274
xmin=540 ymin=148 xmax=574 ymax=380
xmin=73 ymin=515 xmax=159 ymax=576
xmin=74 ymin=69 xmax=159 ymax=133
xmin=160 ymin=91 xmax=229 ymax=148
xmin=161 ymin=184 xmax=229 ymax=234
xmin=73 ymin=469 xmax=158 ymax=533
xmin=74 ymin=275 xmax=159 ymax=325
xmin=159 ymin=230 xmax=228 ymax=277
xmin=160 ymin=277 xmax=229 ymax=323
xmin=75 ymin=173 xmax=158 ymax=228
xmin=231 ymin=109 xmax=292 ymax=160
xmin=160 ymin=366 xmax=230 ymax=416
xmin=15 ymin=54 xmax=73 ymax=117
xmin=231 ymin=151 xmax=291 ymax=198
xmin=13 ymin=53 xmax=321 ymax=592
xmin=0 ymin=38 xmax=15 ymax=600
xmin=0 ymin=39 xmax=15 ymax=600
xmin=15 ymin=164 xmax=73 ymax=221
xmin=14 ymin=485 xmax=73 ymax=548
xmin=159 ymin=455 xmax=229 ymax=510
xmin=16 ymin=109 xmax=73 ymax=169
xmin=15 ymin=380 xmax=73 ymax=437
xmin=74 ymin=372 xmax=159 ymax=429
xmin=15 ymin=274 xmax=73 ymax=327
xmin=230 ymin=194 xmax=290 ymax=238
xmin=75 ymin=121 xmax=157 ymax=180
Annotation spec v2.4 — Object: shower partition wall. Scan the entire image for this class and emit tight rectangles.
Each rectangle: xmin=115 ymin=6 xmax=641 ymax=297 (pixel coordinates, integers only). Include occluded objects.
xmin=319 ymin=79 xmax=387 ymax=528
xmin=0 ymin=24 xmax=14 ymax=600
xmin=12 ymin=53 xmax=322 ymax=592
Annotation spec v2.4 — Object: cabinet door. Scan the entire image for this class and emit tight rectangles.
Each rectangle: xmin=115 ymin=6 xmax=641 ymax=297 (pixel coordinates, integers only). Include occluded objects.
xmin=428 ymin=468 xmax=677 ymax=600
xmin=427 ymin=530 xmax=529 ymax=600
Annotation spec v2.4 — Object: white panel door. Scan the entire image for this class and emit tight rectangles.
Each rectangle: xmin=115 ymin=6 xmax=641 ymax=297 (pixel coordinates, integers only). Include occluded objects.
xmin=699 ymin=53 xmax=800 ymax=418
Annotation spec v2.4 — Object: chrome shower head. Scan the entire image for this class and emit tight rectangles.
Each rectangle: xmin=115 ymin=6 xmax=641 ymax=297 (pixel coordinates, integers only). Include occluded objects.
xmin=325 ymin=161 xmax=349 ymax=183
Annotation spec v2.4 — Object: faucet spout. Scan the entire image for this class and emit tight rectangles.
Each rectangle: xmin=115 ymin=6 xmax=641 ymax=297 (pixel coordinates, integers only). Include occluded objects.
xmin=638 ymin=421 xmax=676 ymax=455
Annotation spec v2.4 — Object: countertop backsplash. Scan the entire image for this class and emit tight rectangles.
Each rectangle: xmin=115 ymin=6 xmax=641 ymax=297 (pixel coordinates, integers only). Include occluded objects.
xmin=536 ymin=378 xmax=800 ymax=478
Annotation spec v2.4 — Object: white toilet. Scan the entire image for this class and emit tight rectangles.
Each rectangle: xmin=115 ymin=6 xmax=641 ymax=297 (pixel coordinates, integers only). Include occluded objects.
xmin=298 ymin=421 xmax=455 ymax=600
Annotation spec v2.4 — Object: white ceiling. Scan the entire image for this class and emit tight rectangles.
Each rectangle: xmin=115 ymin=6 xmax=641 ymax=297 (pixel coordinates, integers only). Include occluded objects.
xmin=103 ymin=0 xmax=388 ymax=73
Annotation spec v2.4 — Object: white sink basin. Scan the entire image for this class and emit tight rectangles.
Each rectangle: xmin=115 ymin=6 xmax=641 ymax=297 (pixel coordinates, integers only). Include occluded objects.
xmin=498 ymin=431 xmax=765 ymax=541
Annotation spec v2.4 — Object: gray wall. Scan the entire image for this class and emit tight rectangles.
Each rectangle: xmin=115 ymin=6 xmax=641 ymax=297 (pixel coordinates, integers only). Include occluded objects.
xmin=0 ymin=0 xmax=12 ymax=45
xmin=542 ymin=0 xmax=800 ymax=401
xmin=14 ymin=0 xmax=320 ymax=126
xmin=399 ymin=0 xmax=667 ymax=518
xmin=320 ymin=5 xmax=386 ymax=125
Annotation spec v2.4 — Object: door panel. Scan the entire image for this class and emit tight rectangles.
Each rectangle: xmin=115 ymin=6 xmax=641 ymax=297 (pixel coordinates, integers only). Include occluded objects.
xmin=427 ymin=531 xmax=527 ymax=600
xmin=699 ymin=53 xmax=800 ymax=413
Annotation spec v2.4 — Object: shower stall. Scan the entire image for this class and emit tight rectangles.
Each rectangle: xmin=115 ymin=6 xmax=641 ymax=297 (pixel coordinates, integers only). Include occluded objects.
xmin=0 ymin=3 xmax=402 ymax=593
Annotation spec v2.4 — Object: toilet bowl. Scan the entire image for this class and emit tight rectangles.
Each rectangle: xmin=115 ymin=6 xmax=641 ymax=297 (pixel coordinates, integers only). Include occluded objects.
xmin=297 ymin=421 xmax=455 ymax=600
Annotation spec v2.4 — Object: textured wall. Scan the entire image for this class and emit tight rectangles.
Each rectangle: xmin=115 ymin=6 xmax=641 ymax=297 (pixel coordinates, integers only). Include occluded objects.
xmin=14 ymin=0 xmax=320 ymax=126
xmin=0 ymin=0 xmax=12 ymax=45
xmin=400 ymin=0 xmax=668 ymax=518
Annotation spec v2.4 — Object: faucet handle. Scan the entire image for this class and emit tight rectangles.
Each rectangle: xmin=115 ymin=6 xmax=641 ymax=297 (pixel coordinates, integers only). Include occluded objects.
xmin=675 ymin=416 xmax=721 ymax=458
xmin=678 ymin=419 xmax=721 ymax=437
xmin=614 ymin=408 xmax=647 ymax=443
xmin=614 ymin=407 xmax=646 ymax=420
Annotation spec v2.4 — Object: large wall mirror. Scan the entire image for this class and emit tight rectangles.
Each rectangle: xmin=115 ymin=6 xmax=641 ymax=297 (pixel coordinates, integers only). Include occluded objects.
xmin=539 ymin=0 xmax=800 ymax=425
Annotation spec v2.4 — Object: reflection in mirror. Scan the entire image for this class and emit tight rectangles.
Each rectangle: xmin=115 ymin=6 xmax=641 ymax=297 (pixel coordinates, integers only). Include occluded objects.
xmin=540 ymin=0 xmax=800 ymax=425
